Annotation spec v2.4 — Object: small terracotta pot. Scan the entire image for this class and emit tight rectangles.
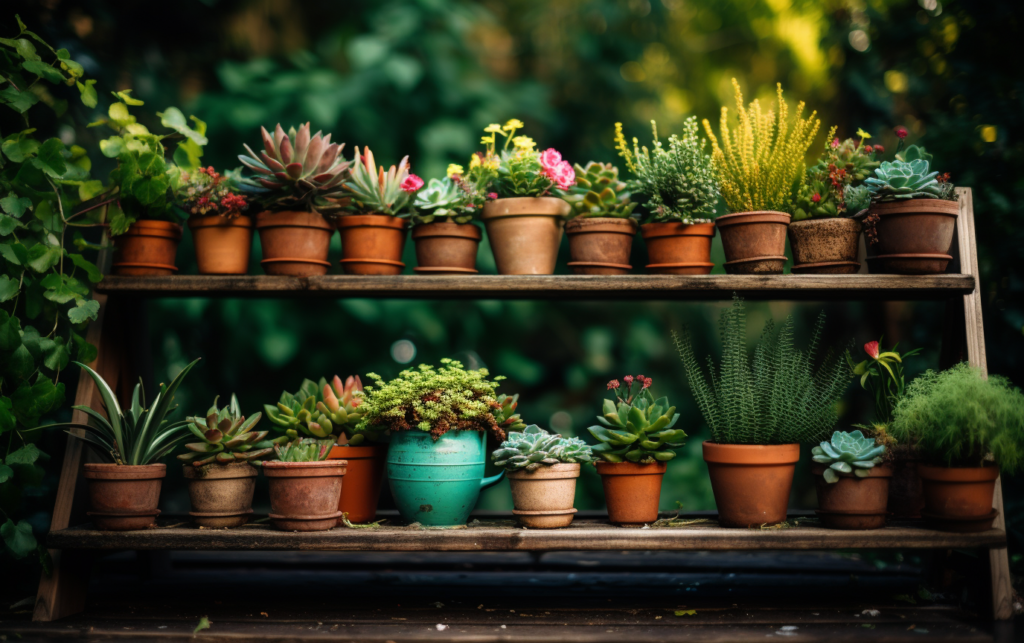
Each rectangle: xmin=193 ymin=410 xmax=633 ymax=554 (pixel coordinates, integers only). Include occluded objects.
xmin=112 ymin=221 xmax=182 ymax=276
xmin=640 ymin=222 xmax=716 ymax=275
xmin=337 ymin=214 xmax=407 ymax=275
xmin=83 ymin=463 xmax=165 ymax=531
xmin=263 ymin=460 xmax=347 ymax=532
xmin=703 ymin=442 xmax=799 ymax=527
xmin=812 ymin=464 xmax=892 ymax=530
xmin=481 ymin=197 xmax=569 ymax=275
xmin=255 ymin=211 xmax=334 ymax=277
xmin=715 ymin=211 xmax=791 ymax=274
xmin=595 ymin=461 xmax=666 ymax=525
xmin=411 ymin=222 xmax=481 ymax=275
xmin=328 ymin=444 xmax=388 ymax=524
xmin=507 ymin=463 xmax=580 ymax=528
xmin=788 ymin=218 xmax=861 ymax=275
xmin=565 ymin=217 xmax=637 ymax=275
xmin=188 ymin=216 xmax=254 ymax=275
xmin=888 ymin=444 xmax=925 ymax=519
xmin=865 ymin=199 xmax=959 ymax=275
xmin=918 ymin=464 xmax=999 ymax=532
xmin=183 ymin=462 xmax=258 ymax=529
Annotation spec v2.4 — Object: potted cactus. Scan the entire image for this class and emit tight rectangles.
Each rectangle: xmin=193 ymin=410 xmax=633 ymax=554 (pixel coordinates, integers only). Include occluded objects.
xmin=492 ymin=425 xmax=593 ymax=528
xmin=177 ymin=167 xmax=253 ymax=275
xmin=561 ymin=162 xmax=638 ymax=275
xmin=703 ymin=80 xmax=821 ymax=274
xmin=238 ymin=123 xmax=351 ymax=276
xmin=586 ymin=377 xmax=685 ymax=525
xmin=263 ymin=438 xmax=345 ymax=532
xmin=410 ymin=171 xmax=488 ymax=274
xmin=614 ymin=118 xmax=720 ymax=274
xmin=811 ymin=430 xmax=890 ymax=530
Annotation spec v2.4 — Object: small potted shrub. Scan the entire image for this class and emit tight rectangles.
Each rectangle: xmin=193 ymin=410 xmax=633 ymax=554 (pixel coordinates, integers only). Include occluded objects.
xmin=890 ymin=363 xmax=1024 ymax=533
xmin=614 ymin=118 xmax=720 ymax=274
xmin=410 ymin=168 xmax=487 ymax=274
xmin=811 ymin=430 xmax=890 ymax=530
xmin=492 ymin=425 xmax=593 ymax=528
xmin=702 ymin=80 xmax=821 ymax=274
xmin=238 ymin=123 xmax=351 ymax=276
xmin=178 ymin=167 xmax=252 ymax=275
xmin=586 ymin=376 xmax=686 ymax=525
xmin=561 ymin=161 xmax=638 ymax=275
xmin=263 ymin=438 xmax=345 ymax=532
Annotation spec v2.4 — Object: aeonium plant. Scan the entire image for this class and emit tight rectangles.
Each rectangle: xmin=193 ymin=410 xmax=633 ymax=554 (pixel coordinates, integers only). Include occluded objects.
xmin=793 ymin=128 xmax=880 ymax=221
xmin=475 ymin=119 xmax=576 ymax=198
xmin=586 ymin=375 xmax=686 ymax=463
xmin=342 ymin=147 xmax=423 ymax=217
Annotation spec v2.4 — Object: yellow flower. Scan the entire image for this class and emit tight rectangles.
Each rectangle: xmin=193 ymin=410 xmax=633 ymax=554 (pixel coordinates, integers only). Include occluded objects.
xmin=480 ymin=135 xmax=495 ymax=146
xmin=469 ymin=154 xmax=481 ymax=170
xmin=483 ymin=156 xmax=500 ymax=170
xmin=856 ymin=128 xmax=872 ymax=140
xmin=503 ymin=118 xmax=525 ymax=131
xmin=484 ymin=123 xmax=504 ymax=133
xmin=513 ymin=135 xmax=536 ymax=151
xmin=447 ymin=163 xmax=464 ymax=178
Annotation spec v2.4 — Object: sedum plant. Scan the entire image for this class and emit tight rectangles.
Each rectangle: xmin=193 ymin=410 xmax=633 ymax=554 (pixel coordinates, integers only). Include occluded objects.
xmin=793 ymin=128 xmax=881 ymax=221
xmin=492 ymin=425 xmax=593 ymax=472
xmin=342 ymin=147 xmax=423 ymax=216
xmin=178 ymin=394 xmax=283 ymax=467
xmin=265 ymin=375 xmax=375 ymax=443
xmin=272 ymin=438 xmax=335 ymax=463
xmin=586 ymin=376 xmax=686 ymax=463
xmin=812 ymin=430 xmax=886 ymax=484
xmin=563 ymin=162 xmax=636 ymax=219
xmin=175 ymin=166 xmax=249 ymax=219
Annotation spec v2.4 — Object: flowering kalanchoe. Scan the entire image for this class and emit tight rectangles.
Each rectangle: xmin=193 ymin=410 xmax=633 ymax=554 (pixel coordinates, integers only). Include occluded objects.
xmin=475 ymin=119 xmax=576 ymax=198
xmin=587 ymin=376 xmax=685 ymax=463
xmin=793 ymin=126 xmax=880 ymax=220
xmin=176 ymin=166 xmax=249 ymax=219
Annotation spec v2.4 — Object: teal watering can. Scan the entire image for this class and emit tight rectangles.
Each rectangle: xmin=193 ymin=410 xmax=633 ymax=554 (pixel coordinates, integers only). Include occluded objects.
xmin=387 ymin=429 xmax=504 ymax=527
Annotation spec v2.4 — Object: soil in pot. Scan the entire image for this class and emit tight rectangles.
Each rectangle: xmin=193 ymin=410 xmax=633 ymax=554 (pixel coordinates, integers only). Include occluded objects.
xmin=83 ymin=463 xmax=165 ymax=531
xmin=338 ymin=215 xmax=408 ymax=275
xmin=112 ymin=221 xmax=182 ymax=276
xmin=183 ymin=462 xmax=257 ymax=529
xmin=328 ymin=444 xmax=388 ymax=524
xmin=565 ymin=217 xmax=637 ymax=275
xmin=888 ymin=444 xmax=925 ymax=519
xmin=640 ymin=222 xmax=715 ymax=275
xmin=188 ymin=215 xmax=254 ymax=275
xmin=788 ymin=218 xmax=861 ymax=274
xmin=255 ymin=211 xmax=334 ymax=277
xmin=508 ymin=463 xmax=580 ymax=529
xmin=481 ymin=197 xmax=569 ymax=275
xmin=411 ymin=222 xmax=481 ymax=275
xmin=595 ymin=461 xmax=666 ymax=525
xmin=918 ymin=464 xmax=999 ymax=532
xmin=865 ymin=199 xmax=959 ymax=275
xmin=263 ymin=460 xmax=346 ymax=531
xmin=812 ymin=464 xmax=892 ymax=530
xmin=702 ymin=442 xmax=799 ymax=527
xmin=715 ymin=211 xmax=790 ymax=274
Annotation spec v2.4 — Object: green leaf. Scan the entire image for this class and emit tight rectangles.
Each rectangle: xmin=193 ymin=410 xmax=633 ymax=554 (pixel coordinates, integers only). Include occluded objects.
xmin=0 ymin=464 xmax=12 ymax=484
xmin=0 ymin=215 xmax=22 ymax=236
xmin=108 ymin=101 xmax=134 ymax=127
xmin=69 ymin=253 xmax=102 ymax=283
xmin=0 ymin=397 xmax=15 ymax=434
xmin=75 ymin=180 xmax=105 ymax=202
xmin=68 ymin=299 xmax=100 ymax=323
xmin=6 ymin=443 xmax=42 ymax=465
xmin=25 ymin=244 xmax=62 ymax=272
xmin=158 ymin=107 xmax=208 ymax=146
xmin=98 ymin=136 xmax=124 ymax=158
xmin=0 ymin=243 xmax=28 ymax=267
xmin=1 ymin=130 xmax=40 ymax=162
xmin=0 ymin=312 xmax=22 ymax=350
xmin=1 ymin=519 xmax=37 ymax=559
xmin=10 ymin=38 xmax=40 ymax=61
xmin=40 ymin=337 xmax=70 ymax=371
xmin=22 ymin=59 xmax=65 ymax=83
xmin=113 ymin=90 xmax=144 ymax=106
xmin=0 ymin=192 xmax=32 ymax=217
xmin=10 ymin=379 xmax=64 ymax=426
xmin=76 ymin=79 xmax=97 ymax=108
xmin=0 ymin=86 xmax=39 ymax=113
xmin=6 ymin=344 xmax=35 ymax=380
xmin=193 ymin=616 xmax=211 ymax=634
xmin=71 ymin=333 xmax=97 ymax=364
xmin=0 ymin=275 xmax=20 ymax=302
xmin=32 ymin=138 xmax=68 ymax=178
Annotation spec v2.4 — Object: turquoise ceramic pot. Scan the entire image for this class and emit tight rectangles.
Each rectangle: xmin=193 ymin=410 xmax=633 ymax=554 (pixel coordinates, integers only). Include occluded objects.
xmin=387 ymin=429 xmax=504 ymax=527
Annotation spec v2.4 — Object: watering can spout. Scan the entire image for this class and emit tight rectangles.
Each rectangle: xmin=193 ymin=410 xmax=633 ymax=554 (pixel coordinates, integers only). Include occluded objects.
xmin=480 ymin=469 xmax=505 ymax=490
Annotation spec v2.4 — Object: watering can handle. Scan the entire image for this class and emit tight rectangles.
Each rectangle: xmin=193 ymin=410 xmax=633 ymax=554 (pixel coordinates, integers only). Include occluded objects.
xmin=480 ymin=469 xmax=505 ymax=490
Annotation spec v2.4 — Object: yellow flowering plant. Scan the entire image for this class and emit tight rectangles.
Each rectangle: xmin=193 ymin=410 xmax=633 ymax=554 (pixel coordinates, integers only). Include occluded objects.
xmin=472 ymin=119 xmax=575 ymax=198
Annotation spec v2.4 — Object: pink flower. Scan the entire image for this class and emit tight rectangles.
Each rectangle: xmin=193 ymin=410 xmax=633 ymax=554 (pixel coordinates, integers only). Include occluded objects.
xmin=400 ymin=174 xmax=424 ymax=193
xmin=546 ymin=160 xmax=575 ymax=190
xmin=811 ymin=193 xmax=821 ymax=203
xmin=607 ymin=379 xmax=620 ymax=390
xmin=874 ymin=144 xmax=884 ymax=153
xmin=641 ymin=377 xmax=652 ymax=390
xmin=864 ymin=341 xmax=880 ymax=360
xmin=623 ymin=375 xmax=634 ymax=386
xmin=831 ymin=138 xmax=840 ymax=149
xmin=894 ymin=126 xmax=908 ymax=140
xmin=487 ymin=192 xmax=498 ymax=200
xmin=538 ymin=148 xmax=563 ymax=170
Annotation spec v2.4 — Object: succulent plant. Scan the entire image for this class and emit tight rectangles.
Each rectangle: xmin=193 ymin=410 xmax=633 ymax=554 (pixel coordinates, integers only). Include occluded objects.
xmin=587 ymin=377 xmax=686 ymax=463
xmin=342 ymin=146 xmax=420 ymax=216
xmin=494 ymin=393 xmax=527 ymax=434
xmin=864 ymin=158 xmax=944 ymax=202
xmin=563 ymin=162 xmax=637 ymax=219
xmin=844 ymin=184 xmax=871 ymax=214
xmin=811 ymin=430 xmax=886 ymax=484
xmin=272 ymin=438 xmax=335 ymax=463
xmin=412 ymin=177 xmax=476 ymax=225
xmin=178 ymin=394 xmax=284 ymax=467
xmin=265 ymin=375 xmax=379 ymax=443
xmin=492 ymin=425 xmax=593 ymax=472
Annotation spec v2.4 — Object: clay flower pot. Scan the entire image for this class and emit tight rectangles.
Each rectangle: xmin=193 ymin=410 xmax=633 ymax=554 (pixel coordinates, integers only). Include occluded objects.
xmin=188 ymin=215 xmax=254 ymax=275
xmin=183 ymin=462 xmax=258 ymax=529
xmin=328 ymin=444 xmax=388 ymax=524
xmin=83 ymin=463 xmax=165 ymax=531
xmin=565 ymin=217 xmax=637 ymax=275
xmin=866 ymin=199 xmax=959 ymax=274
xmin=336 ymin=214 xmax=408 ymax=275
xmin=263 ymin=460 xmax=346 ymax=532
xmin=788 ymin=218 xmax=862 ymax=274
xmin=918 ymin=464 xmax=999 ymax=533
xmin=812 ymin=464 xmax=892 ymax=530
xmin=411 ymin=222 xmax=481 ymax=275
xmin=703 ymin=442 xmax=799 ymax=527
xmin=595 ymin=461 xmax=666 ymax=525
xmin=715 ymin=211 xmax=791 ymax=274
xmin=112 ymin=221 xmax=182 ymax=276
xmin=640 ymin=222 xmax=716 ymax=275
xmin=255 ymin=210 xmax=334 ymax=277
xmin=508 ymin=463 xmax=580 ymax=528
xmin=888 ymin=444 xmax=926 ymax=519
xmin=481 ymin=197 xmax=569 ymax=275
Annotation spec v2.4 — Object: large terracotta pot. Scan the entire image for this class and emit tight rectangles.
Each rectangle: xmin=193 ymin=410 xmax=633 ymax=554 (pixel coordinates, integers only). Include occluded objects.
xmin=812 ymin=463 xmax=892 ymax=530
xmin=411 ymin=222 xmax=481 ymax=275
xmin=715 ymin=211 xmax=790 ymax=274
xmin=640 ymin=222 xmax=715 ymax=275
xmin=507 ymin=463 xmax=580 ymax=528
xmin=565 ymin=217 xmax=637 ymax=275
xmin=595 ymin=461 xmax=666 ymax=525
xmin=112 ymin=221 xmax=182 ymax=276
xmin=481 ymin=197 xmax=569 ymax=275
xmin=788 ymin=218 xmax=861 ymax=275
xmin=83 ymin=463 xmax=165 ymax=531
xmin=328 ymin=444 xmax=388 ymax=524
xmin=918 ymin=464 xmax=999 ymax=533
xmin=255 ymin=211 xmax=334 ymax=277
xmin=865 ymin=199 xmax=959 ymax=274
xmin=702 ymin=442 xmax=799 ymax=527
xmin=263 ymin=460 xmax=346 ymax=532
xmin=888 ymin=444 xmax=925 ymax=519
xmin=338 ymin=214 xmax=408 ymax=275
xmin=188 ymin=215 xmax=254 ymax=275
xmin=182 ymin=462 xmax=257 ymax=529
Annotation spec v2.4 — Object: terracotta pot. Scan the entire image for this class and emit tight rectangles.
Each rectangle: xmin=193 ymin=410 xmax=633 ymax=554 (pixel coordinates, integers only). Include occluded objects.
xmin=507 ymin=463 xmax=580 ymax=528
xmin=918 ymin=464 xmax=999 ymax=533
xmin=481 ymin=197 xmax=569 ymax=275
xmin=640 ymin=222 xmax=716 ymax=275
xmin=188 ymin=216 xmax=254 ymax=275
xmin=182 ymin=462 xmax=257 ymax=529
xmin=888 ymin=444 xmax=926 ymax=519
xmin=328 ymin=444 xmax=388 ymax=524
xmin=112 ymin=221 xmax=182 ymax=276
xmin=715 ymin=211 xmax=790 ymax=274
xmin=865 ymin=199 xmax=959 ymax=274
xmin=411 ymin=222 xmax=481 ymax=275
xmin=702 ymin=442 xmax=799 ymax=527
xmin=255 ymin=211 xmax=334 ymax=277
xmin=263 ymin=460 xmax=346 ymax=532
xmin=788 ymin=218 xmax=861 ymax=274
xmin=83 ymin=463 xmax=165 ymax=531
xmin=812 ymin=464 xmax=892 ymax=530
xmin=565 ymin=217 xmax=637 ymax=275
xmin=337 ymin=214 xmax=408 ymax=275
xmin=595 ymin=461 xmax=666 ymax=525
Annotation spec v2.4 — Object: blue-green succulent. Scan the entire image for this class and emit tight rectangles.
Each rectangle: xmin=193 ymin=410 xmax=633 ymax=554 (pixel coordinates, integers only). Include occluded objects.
xmin=491 ymin=425 xmax=593 ymax=472
xmin=811 ymin=430 xmax=886 ymax=484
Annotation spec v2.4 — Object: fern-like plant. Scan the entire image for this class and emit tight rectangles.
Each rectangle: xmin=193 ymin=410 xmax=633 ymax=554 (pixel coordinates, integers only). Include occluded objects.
xmin=673 ymin=297 xmax=852 ymax=445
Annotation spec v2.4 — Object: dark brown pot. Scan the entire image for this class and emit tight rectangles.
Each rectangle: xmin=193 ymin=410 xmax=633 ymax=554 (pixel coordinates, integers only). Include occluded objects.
xmin=918 ymin=464 xmax=999 ymax=533
xmin=411 ymin=222 xmax=481 ymax=275
xmin=703 ymin=442 xmax=799 ymax=527
xmin=481 ymin=197 xmax=569 ymax=275
xmin=639 ymin=221 xmax=716 ymax=275
xmin=182 ymin=462 xmax=257 ymax=529
xmin=338 ymin=215 xmax=408 ymax=275
xmin=812 ymin=464 xmax=892 ymax=530
xmin=564 ymin=217 xmax=637 ymax=275
xmin=255 ymin=210 xmax=334 ymax=277
xmin=865 ymin=199 xmax=959 ymax=274
xmin=112 ymin=221 xmax=182 ymax=276
xmin=888 ymin=444 xmax=925 ymax=519
xmin=715 ymin=211 xmax=790 ymax=274
xmin=595 ymin=461 xmax=666 ymax=525
xmin=188 ymin=215 xmax=254 ymax=275
xmin=264 ymin=460 xmax=346 ymax=531
xmin=83 ymin=463 xmax=165 ymax=531
xmin=788 ymin=218 xmax=861 ymax=274
xmin=328 ymin=444 xmax=387 ymax=524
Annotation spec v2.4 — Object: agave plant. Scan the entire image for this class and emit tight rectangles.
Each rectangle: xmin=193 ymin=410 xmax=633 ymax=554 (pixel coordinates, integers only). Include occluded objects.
xmin=273 ymin=438 xmax=335 ymax=463
xmin=492 ymin=425 xmax=593 ymax=472
xmin=265 ymin=375 xmax=378 ymax=443
xmin=494 ymin=393 xmax=527 ymax=434
xmin=811 ymin=430 xmax=886 ymax=483
xmin=342 ymin=147 xmax=419 ymax=216
xmin=178 ymin=394 xmax=284 ymax=467
xmin=587 ymin=376 xmax=686 ymax=463
xmin=412 ymin=177 xmax=474 ymax=225
xmin=563 ymin=162 xmax=636 ymax=219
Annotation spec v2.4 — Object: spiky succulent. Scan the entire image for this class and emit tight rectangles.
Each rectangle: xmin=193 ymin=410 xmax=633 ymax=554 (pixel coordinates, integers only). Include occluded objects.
xmin=494 ymin=393 xmax=527 ymax=433
xmin=265 ymin=375 xmax=379 ymax=443
xmin=273 ymin=438 xmax=335 ymax=463
xmin=811 ymin=430 xmax=886 ymax=484
xmin=412 ymin=177 xmax=476 ymax=225
xmin=178 ymin=394 xmax=284 ymax=467
xmin=492 ymin=425 xmax=593 ymax=472
xmin=563 ymin=162 xmax=637 ymax=219
xmin=342 ymin=146 xmax=419 ymax=216
xmin=587 ymin=377 xmax=686 ymax=463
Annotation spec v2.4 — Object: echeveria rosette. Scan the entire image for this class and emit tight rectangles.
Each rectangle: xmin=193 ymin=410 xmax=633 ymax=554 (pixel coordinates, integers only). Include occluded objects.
xmin=491 ymin=425 xmax=593 ymax=472
xmin=587 ymin=376 xmax=686 ymax=463
xmin=811 ymin=430 xmax=886 ymax=484
xmin=411 ymin=176 xmax=477 ymax=225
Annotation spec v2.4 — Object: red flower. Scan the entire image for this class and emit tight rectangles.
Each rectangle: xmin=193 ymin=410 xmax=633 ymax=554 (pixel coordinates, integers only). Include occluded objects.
xmin=863 ymin=145 xmax=874 ymax=154
xmin=642 ymin=377 xmax=652 ymax=389
xmin=894 ymin=126 xmax=908 ymax=140
xmin=873 ymin=144 xmax=884 ymax=153
xmin=864 ymin=341 xmax=880 ymax=360
xmin=487 ymin=192 xmax=498 ymax=200
xmin=811 ymin=193 xmax=821 ymax=203
xmin=401 ymin=174 xmax=424 ymax=193
xmin=636 ymin=374 xmax=645 ymax=381
xmin=607 ymin=379 xmax=620 ymax=390
xmin=623 ymin=375 xmax=634 ymax=386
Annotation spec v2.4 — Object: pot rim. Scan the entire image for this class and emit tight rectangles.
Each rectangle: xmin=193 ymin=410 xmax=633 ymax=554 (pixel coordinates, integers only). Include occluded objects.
xmin=116 ymin=221 xmax=184 ymax=241
xmin=83 ymin=462 xmax=167 ymax=480
xmin=339 ymin=258 xmax=406 ymax=268
xmin=565 ymin=217 xmax=638 ymax=234
xmin=646 ymin=261 xmax=715 ymax=270
xmin=336 ymin=214 xmax=408 ymax=230
xmin=566 ymin=260 xmax=632 ymax=270
xmin=182 ymin=462 xmax=259 ymax=479
xmin=481 ymin=196 xmax=571 ymax=220
xmin=594 ymin=460 xmax=667 ymax=475
xmin=255 ymin=210 xmax=334 ymax=230
xmin=722 ymin=255 xmax=787 ymax=267
xmin=187 ymin=215 xmax=254 ymax=230
xmin=715 ymin=211 xmax=791 ymax=227
xmin=869 ymin=198 xmax=960 ymax=216
xmin=811 ymin=463 xmax=894 ymax=479
xmin=260 ymin=257 xmax=332 ymax=268
xmin=411 ymin=221 xmax=482 ymax=240
xmin=110 ymin=261 xmax=179 ymax=273
xmin=507 ymin=463 xmax=582 ymax=480
xmin=702 ymin=442 xmax=800 ymax=465
xmin=328 ymin=444 xmax=389 ymax=460
xmin=263 ymin=460 xmax=348 ymax=478
xmin=640 ymin=221 xmax=716 ymax=238
xmin=512 ymin=508 xmax=579 ymax=516
xmin=792 ymin=261 xmax=861 ymax=271
xmin=917 ymin=463 xmax=1000 ymax=482
xmin=413 ymin=266 xmax=478 ymax=274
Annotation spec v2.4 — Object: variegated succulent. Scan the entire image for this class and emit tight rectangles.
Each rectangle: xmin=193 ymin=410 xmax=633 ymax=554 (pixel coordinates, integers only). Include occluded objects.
xmin=811 ymin=430 xmax=886 ymax=484
xmin=563 ymin=161 xmax=637 ymax=219
xmin=492 ymin=425 xmax=593 ymax=472
xmin=273 ymin=438 xmax=335 ymax=462
xmin=178 ymin=394 xmax=285 ymax=467
xmin=342 ymin=146 xmax=422 ymax=216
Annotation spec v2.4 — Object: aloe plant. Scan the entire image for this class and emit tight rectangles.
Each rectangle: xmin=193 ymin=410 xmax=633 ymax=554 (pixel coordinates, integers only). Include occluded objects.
xmin=811 ymin=430 xmax=886 ymax=483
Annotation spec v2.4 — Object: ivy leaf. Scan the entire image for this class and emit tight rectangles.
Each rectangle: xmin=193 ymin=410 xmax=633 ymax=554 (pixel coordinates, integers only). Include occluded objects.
xmin=40 ymin=337 xmax=70 ymax=371
xmin=158 ymin=107 xmax=209 ymax=146
xmin=0 ymin=192 xmax=32 ymax=217
xmin=99 ymin=136 xmax=124 ymax=158
xmin=10 ymin=379 xmax=63 ymax=427
xmin=6 ymin=444 xmax=42 ymax=465
xmin=0 ymin=464 xmax=12 ymax=484
xmin=10 ymin=38 xmax=40 ymax=61
xmin=40 ymin=273 xmax=86 ymax=304
xmin=0 ymin=397 xmax=15 ymax=434
xmin=0 ymin=215 xmax=23 ymax=236
xmin=32 ymin=138 xmax=68 ymax=178
xmin=113 ymin=90 xmax=144 ymax=106
xmin=76 ymin=180 xmax=105 ymax=201
xmin=107 ymin=102 xmax=135 ymax=128
xmin=6 ymin=344 xmax=36 ymax=381
xmin=70 ymin=253 xmax=102 ymax=283
xmin=0 ymin=275 xmax=20 ymax=302
xmin=1 ymin=130 xmax=40 ymax=162
xmin=21 ymin=59 xmax=65 ymax=84
xmin=71 ymin=333 xmax=97 ymax=364
xmin=0 ymin=312 xmax=22 ymax=350
xmin=76 ymin=79 xmax=97 ymax=108
xmin=68 ymin=299 xmax=99 ymax=324
xmin=25 ymin=244 xmax=62 ymax=272
xmin=0 ymin=243 xmax=29 ymax=266
xmin=1 ymin=519 xmax=37 ymax=559
xmin=0 ymin=86 xmax=39 ymax=114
